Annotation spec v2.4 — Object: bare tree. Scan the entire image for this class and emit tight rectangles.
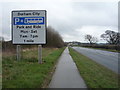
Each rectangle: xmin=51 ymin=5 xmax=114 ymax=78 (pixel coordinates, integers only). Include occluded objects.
xmin=101 ymin=30 xmax=120 ymax=45
xmin=45 ymin=26 xmax=64 ymax=48
xmin=85 ymin=34 xmax=98 ymax=44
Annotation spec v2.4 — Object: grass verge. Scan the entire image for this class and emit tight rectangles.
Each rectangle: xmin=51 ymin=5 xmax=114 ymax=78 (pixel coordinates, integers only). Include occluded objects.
xmin=2 ymin=47 xmax=65 ymax=88
xmin=69 ymin=47 xmax=119 ymax=88
xmin=0 ymin=52 xmax=2 ymax=89
xmin=80 ymin=46 xmax=118 ymax=53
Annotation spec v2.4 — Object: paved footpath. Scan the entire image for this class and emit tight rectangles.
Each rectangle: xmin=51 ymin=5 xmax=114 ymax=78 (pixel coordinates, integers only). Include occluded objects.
xmin=49 ymin=47 xmax=87 ymax=88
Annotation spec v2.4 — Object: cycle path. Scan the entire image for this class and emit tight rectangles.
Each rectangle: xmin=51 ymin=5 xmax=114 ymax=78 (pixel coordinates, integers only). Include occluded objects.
xmin=49 ymin=47 xmax=87 ymax=88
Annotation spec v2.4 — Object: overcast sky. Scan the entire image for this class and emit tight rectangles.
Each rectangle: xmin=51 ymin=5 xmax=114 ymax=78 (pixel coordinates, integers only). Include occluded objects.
xmin=0 ymin=0 xmax=119 ymax=43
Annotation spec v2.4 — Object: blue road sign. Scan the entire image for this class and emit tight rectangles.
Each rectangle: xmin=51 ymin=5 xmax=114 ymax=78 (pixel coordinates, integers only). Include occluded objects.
xmin=14 ymin=17 xmax=44 ymax=25
xmin=12 ymin=10 xmax=46 ymax=44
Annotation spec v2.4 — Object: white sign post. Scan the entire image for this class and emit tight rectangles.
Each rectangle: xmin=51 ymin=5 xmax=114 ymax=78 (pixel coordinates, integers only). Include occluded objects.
xmin=16 ymin=45 xmax=21 ymax=61
xmin=12 ymin=10 xmax=46 ymax=63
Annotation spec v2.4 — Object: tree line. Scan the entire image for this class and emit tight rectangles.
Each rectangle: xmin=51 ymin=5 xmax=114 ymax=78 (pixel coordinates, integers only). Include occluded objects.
xmin=85 ymin=30 xmax=120 ymax=45
xmin=84 ymin=30 xmax=119 ymax=51
xmin=43 ymin=26 xmax=64 ymax=48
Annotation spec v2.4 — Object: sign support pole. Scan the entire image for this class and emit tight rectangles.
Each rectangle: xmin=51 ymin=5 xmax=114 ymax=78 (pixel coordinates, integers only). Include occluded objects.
xmin=17 ymin=45 xmax=21 ymax=61
xmin=38 ymin=45 xmax=42 ymax=64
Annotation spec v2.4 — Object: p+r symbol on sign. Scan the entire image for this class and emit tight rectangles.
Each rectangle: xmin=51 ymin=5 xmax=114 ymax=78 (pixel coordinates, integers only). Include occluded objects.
xmin=14 ymin=17 xmax=44 ymax=25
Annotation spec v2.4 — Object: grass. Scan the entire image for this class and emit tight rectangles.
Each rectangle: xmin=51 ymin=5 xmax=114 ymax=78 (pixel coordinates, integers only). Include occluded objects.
xmin=0 ymin=43 xmax=2 ymax=89
xmin=0 ymin=51 xmax=2 ymax=89
xmin=69 ymin=47 xmax=119 ymax=88
xmin=2 ymin=47 xmax=65 ymax=88
xmin=80 ymin=46 xmax=118 ymax=53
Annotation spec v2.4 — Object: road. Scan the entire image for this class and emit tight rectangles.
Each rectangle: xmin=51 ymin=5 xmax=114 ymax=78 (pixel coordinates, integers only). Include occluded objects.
xmin=49 ymin=47 xmax=87 ymax=88
xmin=72 ymin=47 xmax=119 ymax=74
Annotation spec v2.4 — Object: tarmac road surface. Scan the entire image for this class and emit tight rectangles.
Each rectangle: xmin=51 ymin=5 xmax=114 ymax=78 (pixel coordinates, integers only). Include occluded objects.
xmin=72 ymin=47 xmax=119 ymax=74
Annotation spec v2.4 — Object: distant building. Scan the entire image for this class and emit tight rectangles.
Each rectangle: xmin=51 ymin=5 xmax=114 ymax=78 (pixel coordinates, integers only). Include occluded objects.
xmin=68 ymin=41 xmax=81 ymax=46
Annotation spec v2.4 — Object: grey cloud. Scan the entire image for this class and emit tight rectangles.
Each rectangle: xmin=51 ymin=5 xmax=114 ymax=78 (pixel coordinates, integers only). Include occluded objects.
xmin=1 ymin=1 xmax=118 ymax=43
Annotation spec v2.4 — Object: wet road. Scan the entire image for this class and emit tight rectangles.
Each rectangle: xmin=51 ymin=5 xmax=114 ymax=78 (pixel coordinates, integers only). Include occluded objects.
xmin=49 ymin=47 xmax=87 ymax=88
xmin=72 ymin=47 xmax=119 ymax=74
